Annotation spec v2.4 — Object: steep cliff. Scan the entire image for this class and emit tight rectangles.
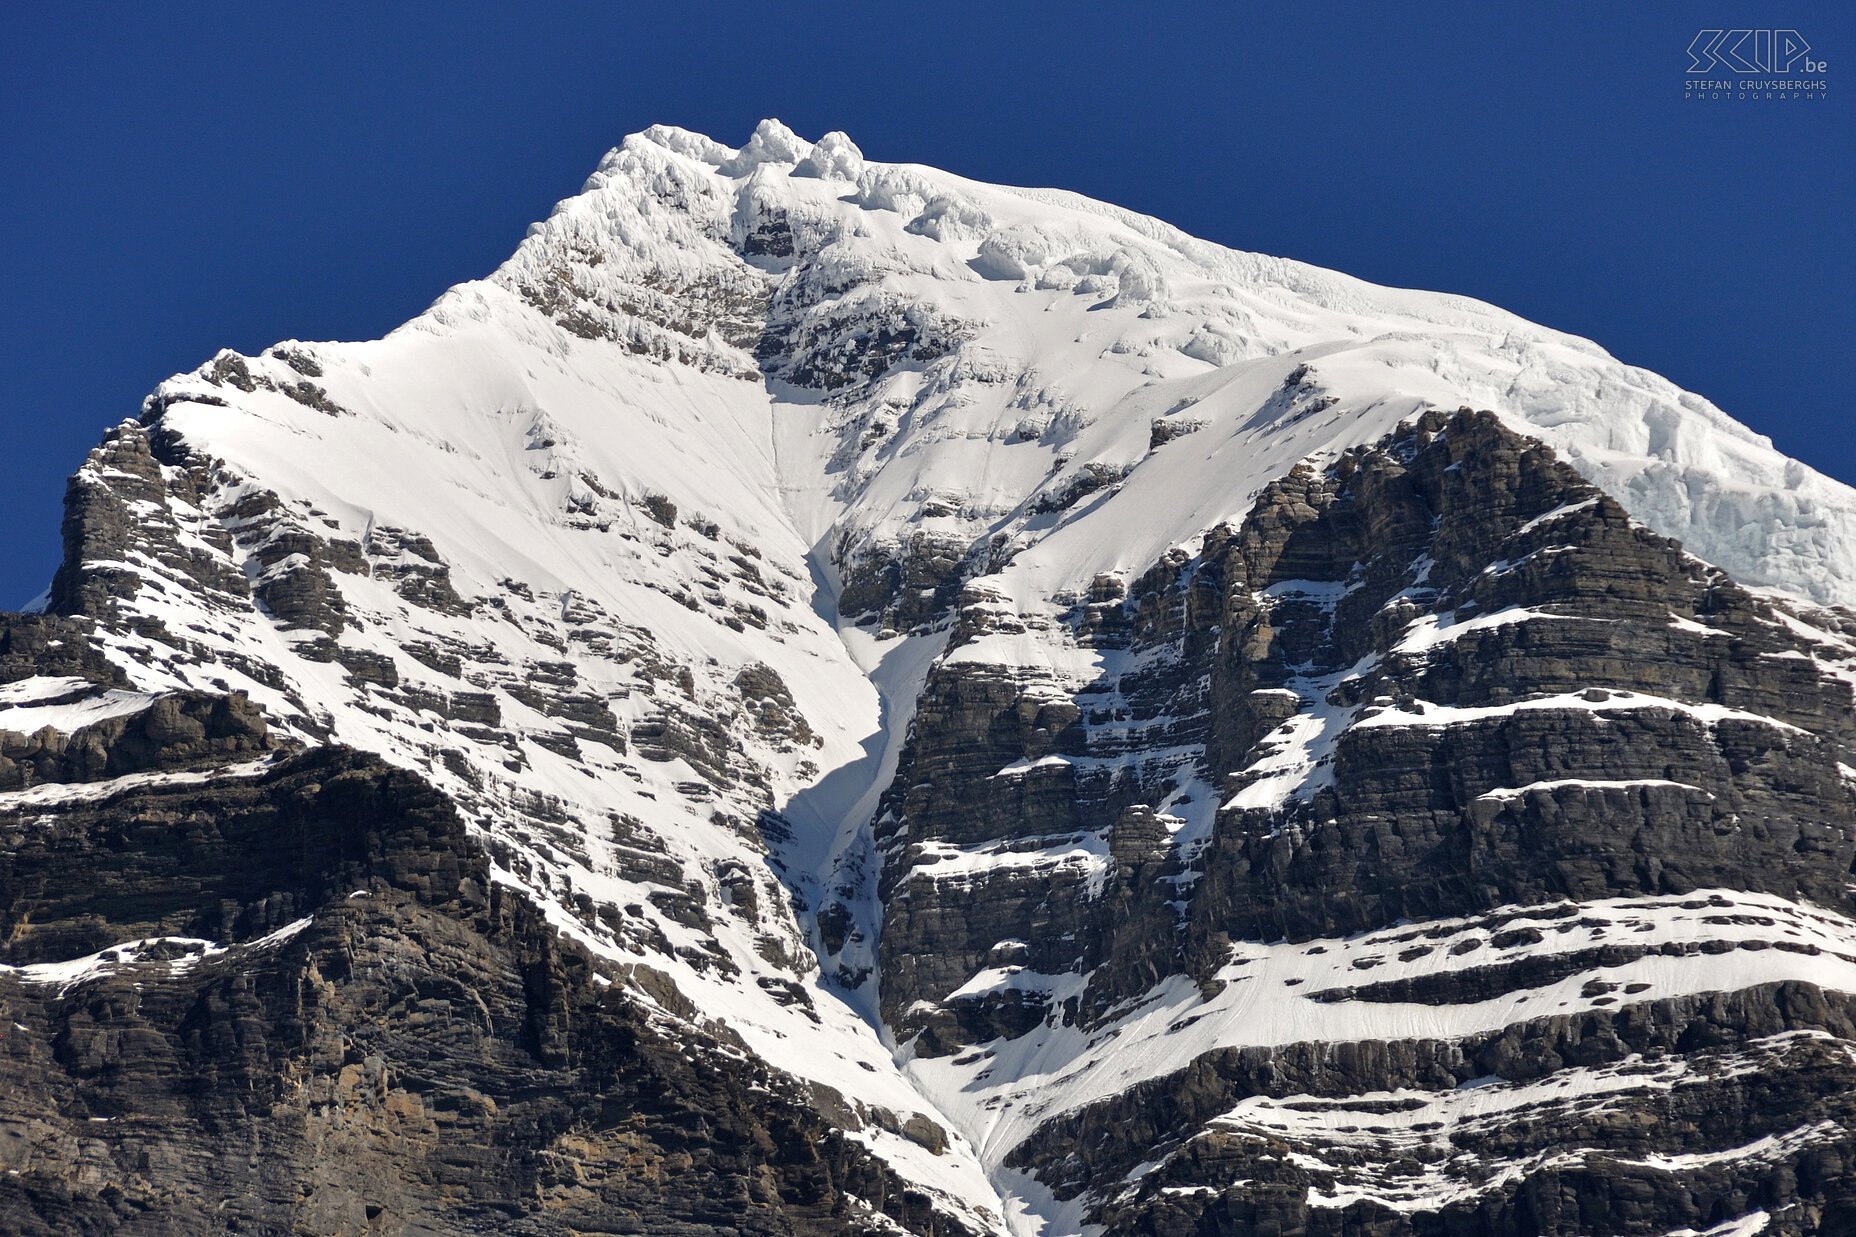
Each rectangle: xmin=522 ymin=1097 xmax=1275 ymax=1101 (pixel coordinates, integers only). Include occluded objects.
xmin=879 ymin=410 xmax=1856 ymax=1234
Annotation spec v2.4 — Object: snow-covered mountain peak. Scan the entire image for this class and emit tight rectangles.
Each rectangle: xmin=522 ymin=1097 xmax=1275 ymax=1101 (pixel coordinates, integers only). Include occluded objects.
xmin=13 ymin=119 xmax=1856 ymax=1237
xmin=344 ymin=118 xmax=1856 ymax=612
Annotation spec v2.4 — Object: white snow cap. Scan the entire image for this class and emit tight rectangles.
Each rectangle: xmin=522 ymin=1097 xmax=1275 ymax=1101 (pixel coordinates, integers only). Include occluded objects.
xmin=792 ymin=130 xmax=864 ymax=181
xmin=632 ymin=123 xmax=734 ymax=166
xmin=154 ymin=117 xmax=1856 ymax=611
xmin=720 ymin=118 xmax=812 ymax=175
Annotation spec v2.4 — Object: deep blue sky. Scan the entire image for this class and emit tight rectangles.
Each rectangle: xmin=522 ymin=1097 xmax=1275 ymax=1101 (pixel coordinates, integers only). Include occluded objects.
xmin=3 ymin=2 xmax=1850 ymax=603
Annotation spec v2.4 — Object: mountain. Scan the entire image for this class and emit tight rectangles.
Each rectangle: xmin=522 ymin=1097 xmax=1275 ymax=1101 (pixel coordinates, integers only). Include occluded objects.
xmin=3 ymin=118 xmax=1856 ymax=1236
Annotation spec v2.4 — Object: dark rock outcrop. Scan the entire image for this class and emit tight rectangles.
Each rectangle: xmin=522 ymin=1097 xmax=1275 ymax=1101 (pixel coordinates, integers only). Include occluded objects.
xmin=0 ymin=690 xmax=274 ymax=790
xmin=865 ymin=410 xmax=1856 ymax=1234
xmin=0 ymin=742 xmax=974 ymax=1236
xmin=0 ymin=615 xmax=123 ymax=687
xmin=48 ymin=423 xmax=249 ymax=624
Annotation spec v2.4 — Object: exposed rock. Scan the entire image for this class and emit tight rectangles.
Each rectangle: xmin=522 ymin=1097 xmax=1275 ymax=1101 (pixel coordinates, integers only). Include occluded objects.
xmin=0 ymin=690 xmax=274 ymax=790
xmin=735 ymin=662 xmax=819 ymax=749
xmin=248 ymin=522 xmax=349 ymax=635
xmin=866 ymin=410 xmax=1856 ymax=1233
xmin=366 ymin=526 xmax=469 ymax=616
xmin=48 ymin=423 xmax=248 ymax=622
xmin=0 ymin=745 xmax=979 ymax=1236
xmin=0 ymin=615 xmax=122 ymax=687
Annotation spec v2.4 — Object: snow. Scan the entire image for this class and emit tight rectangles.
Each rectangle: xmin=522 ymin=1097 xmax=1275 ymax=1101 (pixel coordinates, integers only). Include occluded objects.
xmin=720 ymin=117 xmax=811 ymax=174
xmin=992 ymin=755 xmax=1074 ymax=778
xmin=1221 ymin=709 xmax=1337 ymax=810
xmin=1668 ymin=611 xmax=1733 ymax=637
xmin=794 ymin=131 xmax=865 ymax=181
xmin=949 ymin=967 xmax=1075 ymax=1002
xmin=905 ymin=888 xmax=1856 ymax=1173
xmin=0 ymin=918 xmax=311 ymax=994
xmin=0 ymin=753 xmax=283 ymax=809
xmin=1392 ymin=605 xmax=1607 ymax=656
xmin=1183 ymin=1036 xmax=1832 ymax=1214
xmin=1475 ymin=777 xmax=1710 ymax=801
xmin=0 ymin=683 xmax=159 ymax=734
xmin=1219 ymin=653 xmax=1374 ymax=813
xmin=1352 ymin=688 xmax=1806 ymax=735
xmin=909 ymin=832 xmax=1110 ymax=891
xmin=1628 ymin=1123 xmax=1844 ymax=1172
xmin=1510 ymin=497 xmax=1601 ymax=537
xmin=1664 ymin=1213 xmax=1770 ymax=1237
xmin=41 ymin=118 xmax=1856 ymax=1236
xmin=0 ymin=676 xmax=96 ymax=707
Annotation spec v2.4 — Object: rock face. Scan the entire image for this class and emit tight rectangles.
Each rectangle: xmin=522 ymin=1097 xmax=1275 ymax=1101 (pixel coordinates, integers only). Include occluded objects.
xmin=0 ymin=714 xmax=965 ymax=1236
xmin=5 ymin=122 xmax=1856 ymax=1236
xmin=870 ymin=410 xmax=1856 ymax=1234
